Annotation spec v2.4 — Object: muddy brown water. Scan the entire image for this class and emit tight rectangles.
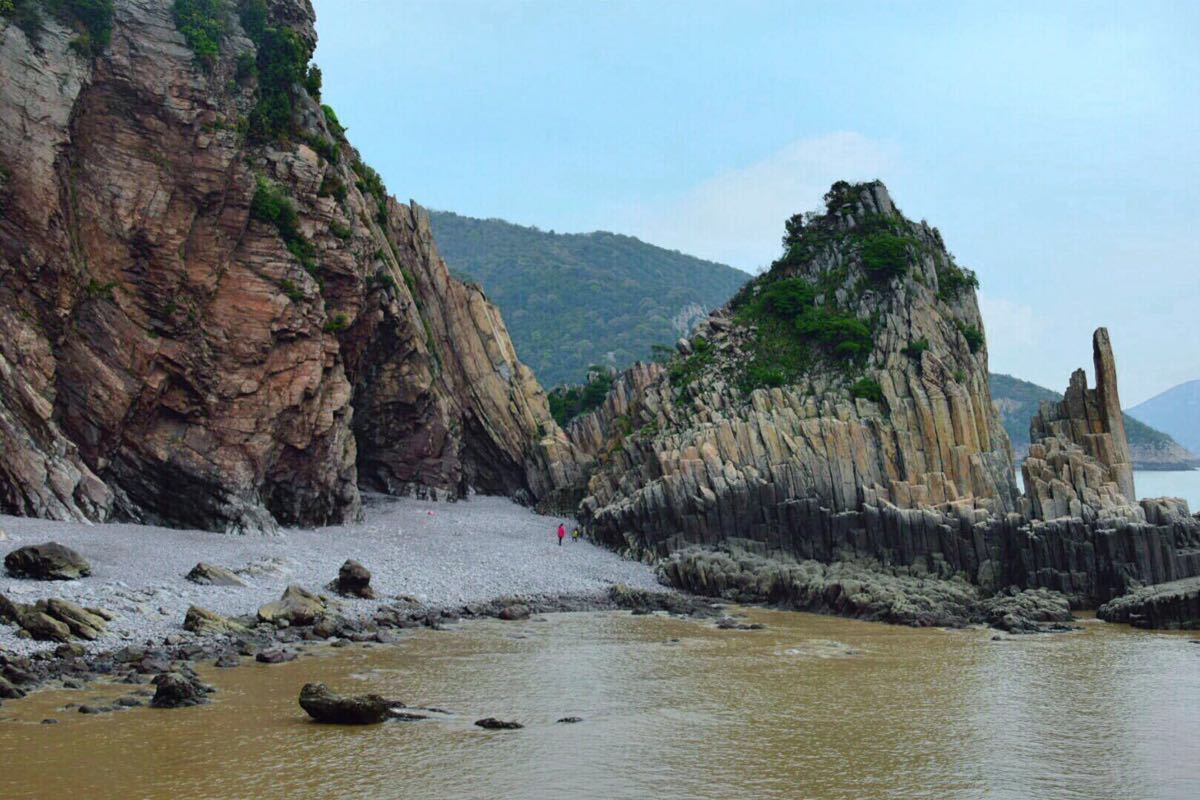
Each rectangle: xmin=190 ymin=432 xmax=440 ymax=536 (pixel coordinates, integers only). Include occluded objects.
xmin=1 ymin=609 xmax=1197 ymax=800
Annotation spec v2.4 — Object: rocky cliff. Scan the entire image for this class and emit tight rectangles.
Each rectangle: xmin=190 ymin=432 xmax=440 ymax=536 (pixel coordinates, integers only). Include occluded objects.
xmin=567 ymin=181 xmax=1200 ymax=604
xmin=577 ymin=181 xmax=1018 ymax=549
xmin=0 ymin=0 xmax=578 ymax=531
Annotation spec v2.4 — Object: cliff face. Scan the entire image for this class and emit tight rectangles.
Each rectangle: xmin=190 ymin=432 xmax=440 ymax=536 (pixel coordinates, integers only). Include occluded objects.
xmin=567 ymin=182 xmax=1200 ymax=604
xmin=0 ymin=0 xmax=578 ymax=531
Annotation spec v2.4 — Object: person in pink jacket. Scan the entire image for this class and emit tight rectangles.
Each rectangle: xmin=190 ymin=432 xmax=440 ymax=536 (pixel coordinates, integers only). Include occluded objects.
xmin=556 ymin=523 xmax=565 ymax=546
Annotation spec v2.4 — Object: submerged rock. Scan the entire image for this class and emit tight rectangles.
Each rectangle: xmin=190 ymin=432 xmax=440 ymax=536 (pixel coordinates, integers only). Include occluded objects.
xmin=5 ymin=543 xmax=91 ymax=581
xmin=298 ymin=683 xmax=400 ymax=725
xmin=474 ymin=717 xmax=523 ymax=730
xmin=150 ymin=671 xmax=211 ymax=709
xmin=256 ymin=648 xmax=298 ymax=664
xmin=185 ymin=563 xmax=247 ymax=588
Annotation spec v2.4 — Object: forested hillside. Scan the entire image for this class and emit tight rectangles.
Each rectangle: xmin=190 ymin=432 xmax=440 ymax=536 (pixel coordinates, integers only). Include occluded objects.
xmin=429 ymin=211 xmax=749 ymax=386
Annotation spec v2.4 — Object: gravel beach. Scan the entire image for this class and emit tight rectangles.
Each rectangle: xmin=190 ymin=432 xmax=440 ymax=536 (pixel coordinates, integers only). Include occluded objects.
xmin=0 ymin=495 xmax=661 ymax=656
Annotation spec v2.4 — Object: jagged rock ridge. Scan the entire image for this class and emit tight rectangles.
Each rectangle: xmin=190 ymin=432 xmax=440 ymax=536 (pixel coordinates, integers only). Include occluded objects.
xmin=0 ymin=0 xmax=580 ymax=531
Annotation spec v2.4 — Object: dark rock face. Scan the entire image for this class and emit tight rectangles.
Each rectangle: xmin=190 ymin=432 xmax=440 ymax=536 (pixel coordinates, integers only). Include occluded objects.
xmin=1098 ymin=577 xmax=1200 ymax=630
xmin=298 ymin=682 xmax=398 ymax=725
xmin=331 ymin=559 xmax=376 ymax=599
xmin=0 ymin=0 xmax=581 ymax=532
xmin=185 ymin=563 xmax=247 ymax=587
xmin=4 ymin=543 xmax=91 ymax=580
xmin=474 ymin=717 xmax=523 ymax=730
xmin=150 ymin=671 xmax=210 ymax=709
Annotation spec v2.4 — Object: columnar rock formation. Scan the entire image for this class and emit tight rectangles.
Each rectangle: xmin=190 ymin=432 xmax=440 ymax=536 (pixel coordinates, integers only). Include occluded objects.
xmin=1021 ymin=329 xmax=1139 ymax=521
xmin=0 ymin=0 xmax=579 ymax=531
xmin=566 ymin=182 xmax=1200 ymax=604
xmin=577 ymin=182 xmax=1018 ymax=549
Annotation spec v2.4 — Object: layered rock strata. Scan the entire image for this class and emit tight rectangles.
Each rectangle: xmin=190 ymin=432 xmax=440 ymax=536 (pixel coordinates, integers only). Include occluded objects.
xmin=0 ymin=0 xmax=578 ymax=531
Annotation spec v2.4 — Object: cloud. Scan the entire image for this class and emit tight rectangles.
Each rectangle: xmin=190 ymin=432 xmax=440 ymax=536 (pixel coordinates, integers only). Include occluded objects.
xmin=616 ymin=132 xmax=898 ymax=271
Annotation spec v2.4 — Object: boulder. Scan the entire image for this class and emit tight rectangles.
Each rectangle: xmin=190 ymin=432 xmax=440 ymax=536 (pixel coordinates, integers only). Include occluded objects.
xmin=257 ymin=585 xmax=327 ymax=626
xmin=15 ymin=609 xmax=72 ymax=642
xmin=185 ymin=563 xmax=247 ymax=588
xmin=150 ymin=671 xmax=211 ymax=709
xmin=474 ymin=717 xmax=523 ymax=730
xmin=330 ymin=560 xmax=376 ymax=599
xmin=0 ymin=676 xmax=25 ymax=699
xmin=40 ymin=598 xmax=108 ymax=640
xmin=298 ymin=682 xmax=400 ymax=724
xmin=183 ymin=606 xmax=248 ymax=636
xmin=4 ymin=542 xmax=91 ymax=580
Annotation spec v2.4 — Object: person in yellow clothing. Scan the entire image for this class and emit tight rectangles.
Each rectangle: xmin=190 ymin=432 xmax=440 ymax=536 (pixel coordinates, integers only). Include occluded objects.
xmin=571 ymin=528 xmax=582 ymax=542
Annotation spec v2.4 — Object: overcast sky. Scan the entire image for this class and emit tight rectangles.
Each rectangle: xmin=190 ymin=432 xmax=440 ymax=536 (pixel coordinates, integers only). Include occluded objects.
xmin=311 ymin=0 xmax=1199 ymax=406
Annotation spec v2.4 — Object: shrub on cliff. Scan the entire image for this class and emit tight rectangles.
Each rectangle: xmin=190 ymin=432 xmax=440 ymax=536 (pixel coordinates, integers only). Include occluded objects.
xmin=250 ymin=177 xmax=315 ymax=274
xmin=548 ymin=368 xmax=615 ymax=426
xmin=172 ymin=0 xmax=225 ymax=67
xmin=860 ymin=232 xmax=910 ymax=280
xmin=850 ymin=377 xmax=884 ymax=403
xmin=6 ymin=0 xmax=113 ymax=56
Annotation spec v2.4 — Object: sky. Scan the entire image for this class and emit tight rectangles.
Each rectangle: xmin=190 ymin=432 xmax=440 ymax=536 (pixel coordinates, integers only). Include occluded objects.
xmin=310 ymin=0 xmax=1199 ymax=406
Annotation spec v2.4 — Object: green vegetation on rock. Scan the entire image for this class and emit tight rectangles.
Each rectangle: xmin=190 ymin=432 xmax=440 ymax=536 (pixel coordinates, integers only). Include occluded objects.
xmin=172 ymin=0 xmax=224 ymax=67
xmin=250 ymin=176 xmax=316 ymax=276
xmin=548 ymin=369 xmax=614 ymax=426
xmin=428 ymin=210 xmax=748 ymax=387
xmin=5 ymin=0 xmax=113 ymax=56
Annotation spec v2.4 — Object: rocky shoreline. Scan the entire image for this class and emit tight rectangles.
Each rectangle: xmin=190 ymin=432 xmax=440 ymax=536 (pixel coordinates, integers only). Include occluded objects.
xmin=0 ymin=582 xmax=719 ymax=715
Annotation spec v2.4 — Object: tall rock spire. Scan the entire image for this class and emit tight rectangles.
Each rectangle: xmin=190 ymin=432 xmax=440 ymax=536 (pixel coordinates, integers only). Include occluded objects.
xmin=1093 ymin=328 xmax=1136 ymax=502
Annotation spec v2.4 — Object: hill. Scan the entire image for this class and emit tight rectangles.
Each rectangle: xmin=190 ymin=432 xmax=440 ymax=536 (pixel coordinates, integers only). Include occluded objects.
xmin=428 ymin=211 xmax=749 ymax=386
xmin=1127 ymin=380 xmax=1200 ymax=456
xmin=990 ymin=373 xmax=1198 ymax=470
